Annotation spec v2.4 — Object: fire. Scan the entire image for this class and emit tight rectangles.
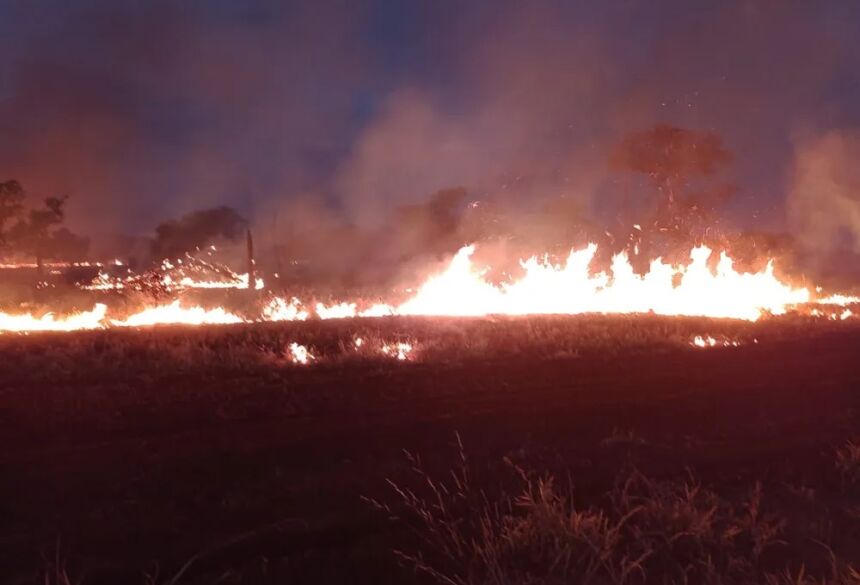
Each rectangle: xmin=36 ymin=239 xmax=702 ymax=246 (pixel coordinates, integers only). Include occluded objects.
xmin=381 ymin=341 xmax=413 ymax=360
xmin=691 ymin=335 xmax=746 ymax=348
xmin=85 ymin=268 xmax=263 ymax=291
xmin=809 ymin=308 xmax=856 ymax=320
xmin=315 ymin=302 xmax=360 ymax=320
xmin=111 ymin=301 xmax=244 ymax=327
xmin=692 ymin=335 xmax=718 ymax=348
xmin=0 ymin=243 xmax=856 ymax=333
xmin=0 ymin=304 xmax=107 ymax=332
xmin=263 ymin=297 xmax=309 ymax=321
xmin=313 ymin=301 xmax=395 ymax=320
xmin=288 ymin=342 xmax=314 ymax=364
xmin=396 ymin=245 xmax=810 ymax=321
xmin=817 ymin=294 xmax=860 ymax=305
xmin=0 ymin=260 xmax=116 ymax=269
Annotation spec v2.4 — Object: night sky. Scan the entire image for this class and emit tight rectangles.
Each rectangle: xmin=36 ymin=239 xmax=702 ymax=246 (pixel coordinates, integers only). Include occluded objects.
xmin=1 ymin=0 xmax=859 ymax=240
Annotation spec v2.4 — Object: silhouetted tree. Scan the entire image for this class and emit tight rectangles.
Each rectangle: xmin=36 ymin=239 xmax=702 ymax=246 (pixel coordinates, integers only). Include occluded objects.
xmin=0 ymin=179 xmax=25 ymax=247
xmin=6 ymin=196 xmax=76 ymax=268
xmin=611 ymin=124 xmax=734 ymax=231
xmin=151 ymin=206 xmax=246 ymax=260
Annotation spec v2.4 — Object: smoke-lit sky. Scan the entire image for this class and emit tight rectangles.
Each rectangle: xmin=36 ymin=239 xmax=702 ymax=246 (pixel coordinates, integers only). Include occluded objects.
xmin=1 ymin=0 xmax=858 ymax=237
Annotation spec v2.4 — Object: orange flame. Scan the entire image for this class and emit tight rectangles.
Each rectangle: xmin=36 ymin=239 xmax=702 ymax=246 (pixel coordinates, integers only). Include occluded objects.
xmin=0 ymin=304 xmax=107 ymax=332
xmin=396 ymin=245 xmax=811 ymax=321
xmin=1 ymin=244 xmax=856 ymax=333
xmin=111 ymin=301 xmax=244 ymax=327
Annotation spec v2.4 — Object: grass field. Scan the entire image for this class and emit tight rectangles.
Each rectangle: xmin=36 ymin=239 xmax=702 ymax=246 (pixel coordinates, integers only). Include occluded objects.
xmin=1 ymin=315 xmax=859 ymax=584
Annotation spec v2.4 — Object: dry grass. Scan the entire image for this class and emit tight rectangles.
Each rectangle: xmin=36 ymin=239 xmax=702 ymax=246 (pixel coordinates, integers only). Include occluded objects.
xmin=40 ymin=546 xmax=79 ymax=585
xmin=835 ymin=441 xmax=860 ymax=486
xmin=0 ymin=312 xmax=851 ymax=381
xmin=371 ymin=440 xmax=859 ymax=585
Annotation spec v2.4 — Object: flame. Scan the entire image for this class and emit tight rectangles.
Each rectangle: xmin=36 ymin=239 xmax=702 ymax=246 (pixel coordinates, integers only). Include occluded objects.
xmin=168 ymin=273 xmax=264 ymax=290
xmin=263 ymin=297 xmax=310 ymax=321
xmin=396 ymin=245 xmax=810 ymax=321
xmin=1 ymin=243 xmax=856 ymax=333
xmin=692 ymin=335 xmax=718 ymax=348
xmin=85 ymin=269 xmax=263 ymax=291
xmin=381 ymin=341 xmax=413 ymax=360
xmin=809 ymin=307 xmax=856 ymax=320
xmin=288 ymin=342 xmax=314 ymax=364
xmin=0 ymin=304 xmax=107 ymax=332
xmin=817 ymin=294 xmax=860 ymax=305
xmin=315 ymin=302 xmax=359 ymax=320
xmin=111 ymin=301 xmax=244 ymax=327
xmin=0 ymin=260 xmax=115 ymax=269
xmin=314 ymin=301 xmax=395 ymax=320
xmin=691 ymin=335 xmax=745 ymax=348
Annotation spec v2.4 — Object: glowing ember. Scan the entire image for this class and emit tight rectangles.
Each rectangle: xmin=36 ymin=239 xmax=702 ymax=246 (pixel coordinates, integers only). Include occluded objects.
xmin=0 ymin=260 xmax=116 ymax=269
xmin=85 ymin=269 xmax=263 ymax=291
xmin=168 ymin=273 xmax=264 ymax=290
xmin=810 ymin=307 xmax=856 ymax=320
xmin=112 ymin=301 xmax=244 ymax=327
xmin=692 ymin=335 xmax=718 ymax=348
xmin=691 ymin=335 xmax=746 ymax=348
xmin=288 ymin=342 xmax=313 ymax=364
xmin=381 ymin=341 xmax=413 ymax=360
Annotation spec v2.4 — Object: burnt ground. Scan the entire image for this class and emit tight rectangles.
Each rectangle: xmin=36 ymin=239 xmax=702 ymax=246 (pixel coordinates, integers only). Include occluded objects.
xmin=0 ymin=316 xmax=859 ymax=584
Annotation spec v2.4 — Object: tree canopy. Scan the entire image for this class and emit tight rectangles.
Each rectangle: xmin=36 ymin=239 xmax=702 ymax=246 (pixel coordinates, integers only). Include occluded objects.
xmin=151 ymin=206 xmax=247 ymax=260
xmin=0 ymin=181 xmax=89 ymax=262
xmin=611 ymin=125 xmax=735 ymax=234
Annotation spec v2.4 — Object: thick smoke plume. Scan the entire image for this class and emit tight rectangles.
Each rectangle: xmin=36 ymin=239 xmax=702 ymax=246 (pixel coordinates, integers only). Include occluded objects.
xmin=789 ymin=130 xmax=860 ymax=254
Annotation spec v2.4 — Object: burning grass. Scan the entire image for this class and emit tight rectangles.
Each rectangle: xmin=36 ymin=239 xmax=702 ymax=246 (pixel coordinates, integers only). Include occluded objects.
xmin=2 ymin=242 xmax=858 ymax=333
xmin=0 ymin=313 xmax=853 ymax=379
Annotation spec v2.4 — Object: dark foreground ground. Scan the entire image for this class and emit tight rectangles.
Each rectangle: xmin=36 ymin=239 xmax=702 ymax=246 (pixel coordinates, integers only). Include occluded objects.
xmin=1 ymin=315 xmax=859 ymax=584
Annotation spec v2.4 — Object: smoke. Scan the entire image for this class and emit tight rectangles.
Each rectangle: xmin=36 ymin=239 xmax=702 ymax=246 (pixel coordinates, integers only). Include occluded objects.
xmin=788 ymin=130 xmax=860 ymax=255
xmin=1 ymin=0 xmax=860 ymax=281
xmin=333 ymin=2 xmax=614 ymax=229
xmin=0 ymin=0 xmax=371 ymax=234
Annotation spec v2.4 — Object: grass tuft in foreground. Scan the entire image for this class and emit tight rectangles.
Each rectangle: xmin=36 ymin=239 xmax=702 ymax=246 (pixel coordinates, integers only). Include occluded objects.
xmin=370 ymin=440 xmax=859 ymax=585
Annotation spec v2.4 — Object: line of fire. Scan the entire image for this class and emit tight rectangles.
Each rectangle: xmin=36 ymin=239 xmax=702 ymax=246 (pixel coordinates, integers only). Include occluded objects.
xmin=1 ymin=141 xmax=858 ymax=333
